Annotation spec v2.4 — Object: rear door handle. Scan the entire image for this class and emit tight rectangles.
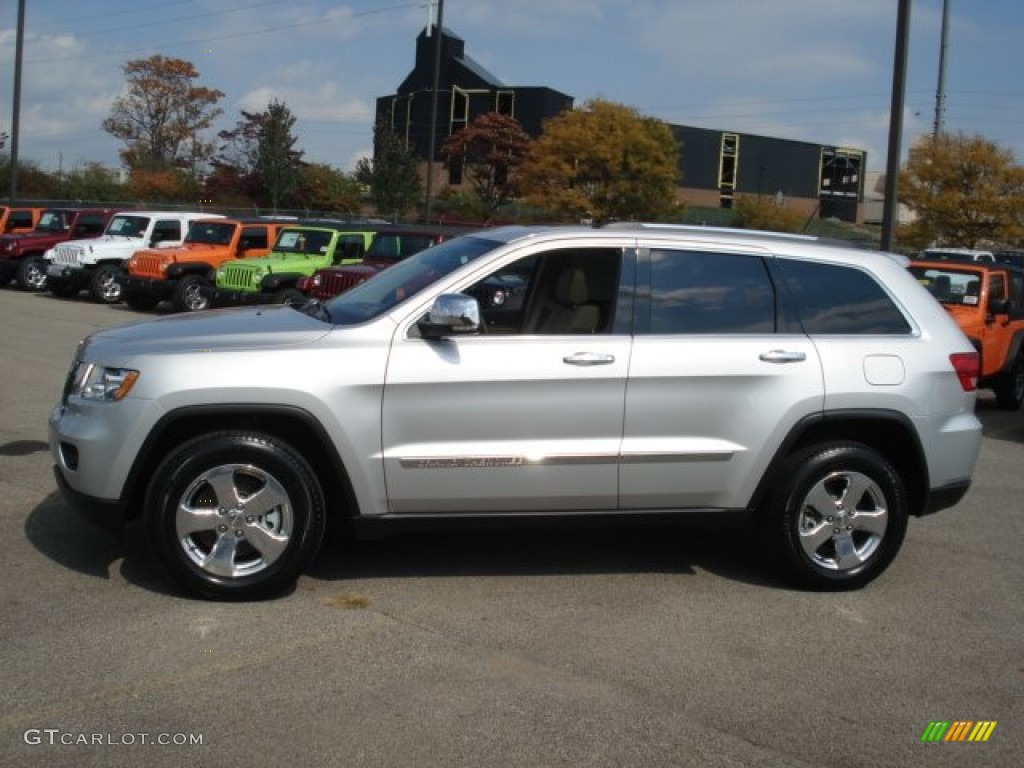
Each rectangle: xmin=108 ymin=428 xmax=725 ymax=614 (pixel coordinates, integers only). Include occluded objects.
xmin=759 ymin=349 xmax=807 ymax=364
xmin=563 ymin=352 xmax=616 ymax=366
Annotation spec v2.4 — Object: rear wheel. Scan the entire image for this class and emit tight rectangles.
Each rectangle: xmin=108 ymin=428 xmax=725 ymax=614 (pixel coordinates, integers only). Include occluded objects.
xmin=145 ymin=431 xmax=326 ymax=600
xmin=759 ymin=441 xmax=908 ymax=590
xmin=172 ymin=275 xmax=212 ymax=312
xmin=994 ymin=354 xmax=1024 ymax=410
xmin=16 ymin=256 xmax=47 ymax=291
xmin=89 ymin=265 xmax=123 ymax=304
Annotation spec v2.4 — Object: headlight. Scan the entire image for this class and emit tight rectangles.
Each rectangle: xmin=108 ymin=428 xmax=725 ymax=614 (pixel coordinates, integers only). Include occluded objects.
xmin=312 ymin=274 xmax=322 ymax=286
xmin=68 ymin=363 xmax=140 ymax=401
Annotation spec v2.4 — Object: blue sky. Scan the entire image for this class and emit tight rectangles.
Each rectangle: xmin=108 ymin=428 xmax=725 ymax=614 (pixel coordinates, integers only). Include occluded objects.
xmin=1 ymin=0 xmax=1022 ymax=176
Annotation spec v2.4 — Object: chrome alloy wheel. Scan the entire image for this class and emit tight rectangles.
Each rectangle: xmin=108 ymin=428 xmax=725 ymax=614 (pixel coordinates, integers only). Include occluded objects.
xmin=175 ymin=463 xmax=293 ymax=579
xmin=795 ymin=470 xmax=888 ymax=572
xmin=181 ymin=280 xmax=209 ymax=311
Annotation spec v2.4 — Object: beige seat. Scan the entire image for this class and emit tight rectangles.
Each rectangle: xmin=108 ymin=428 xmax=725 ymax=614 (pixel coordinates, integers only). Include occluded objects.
xmin=527 ymin=267 xmax=601 ymax=334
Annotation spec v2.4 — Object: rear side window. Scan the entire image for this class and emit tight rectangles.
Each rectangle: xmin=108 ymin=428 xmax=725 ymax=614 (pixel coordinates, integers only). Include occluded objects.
xmin=777 ymin=259 xmax=911 ymax=334
xmin=645 ymin=249 xmax=776 ymax=334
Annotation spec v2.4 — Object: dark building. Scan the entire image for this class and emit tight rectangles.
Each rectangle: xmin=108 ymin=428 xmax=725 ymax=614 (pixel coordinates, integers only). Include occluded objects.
xmin=376 ymin=27 xmax=866 ymax=223
xmin=376 ymin=27 xmax=572 ymax=174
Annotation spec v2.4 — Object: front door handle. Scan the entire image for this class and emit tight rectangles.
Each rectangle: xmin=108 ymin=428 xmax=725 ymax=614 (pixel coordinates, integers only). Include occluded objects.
xmin=563 ymin=352 xmax=616 ymax=366
xmin=759 ymin=349 xmax=807 ymax=364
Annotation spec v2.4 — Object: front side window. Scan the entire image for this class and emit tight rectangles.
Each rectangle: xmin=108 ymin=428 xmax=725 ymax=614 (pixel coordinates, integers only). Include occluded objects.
xmin=779 ymin=258 xmax=911 ymax=334
xmin=74 ymin=215 xmax=107 ymax=237
xmin=643 ymin=249 xmax=775 ymax=335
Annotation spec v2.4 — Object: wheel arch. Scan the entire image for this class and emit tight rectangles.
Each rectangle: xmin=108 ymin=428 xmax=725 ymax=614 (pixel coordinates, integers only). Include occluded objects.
xmin=122 ymin=404 xmax=358 ymax=525
xmin=749 ymin=410 xmax=929 ymax=518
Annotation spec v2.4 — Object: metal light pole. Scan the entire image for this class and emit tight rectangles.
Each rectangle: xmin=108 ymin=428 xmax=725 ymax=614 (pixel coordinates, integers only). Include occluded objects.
xmin=424 ymin=0 xmax=445 ymax=223
xmin=933 ymin=0 xmax=950 ymax=137
xmin=881 ymin=0 xmax=912 ymax=252
xmin=8 ymin=0 xmax=26 ymax=202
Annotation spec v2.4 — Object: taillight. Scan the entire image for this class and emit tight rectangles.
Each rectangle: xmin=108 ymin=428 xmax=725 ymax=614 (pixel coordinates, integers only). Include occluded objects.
xmin=950 ymin=352 xmax=980 ymax=392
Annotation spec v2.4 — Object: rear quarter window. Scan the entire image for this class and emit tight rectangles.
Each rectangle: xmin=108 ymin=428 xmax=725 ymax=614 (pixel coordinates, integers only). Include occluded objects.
xmin=777 ymin=258 xmax=911 ymax=334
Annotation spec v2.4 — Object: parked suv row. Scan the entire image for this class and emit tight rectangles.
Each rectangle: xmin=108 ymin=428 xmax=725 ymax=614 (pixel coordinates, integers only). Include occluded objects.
xmin=50 ymin=224 xmax=982 ymax=600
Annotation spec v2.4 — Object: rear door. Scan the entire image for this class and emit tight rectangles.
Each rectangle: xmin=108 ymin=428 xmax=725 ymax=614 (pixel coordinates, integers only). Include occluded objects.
xmin=620 ymin=244 xmax=824 ymax=511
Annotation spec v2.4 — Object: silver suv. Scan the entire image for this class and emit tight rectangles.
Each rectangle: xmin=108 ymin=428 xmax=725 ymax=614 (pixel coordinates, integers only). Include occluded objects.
xmin=49 ymin=224 xmax=983 ymax=599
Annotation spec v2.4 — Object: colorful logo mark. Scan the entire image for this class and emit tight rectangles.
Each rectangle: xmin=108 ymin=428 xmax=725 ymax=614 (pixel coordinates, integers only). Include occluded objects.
xmin=921 ymin=721 xmax=997 ymax=743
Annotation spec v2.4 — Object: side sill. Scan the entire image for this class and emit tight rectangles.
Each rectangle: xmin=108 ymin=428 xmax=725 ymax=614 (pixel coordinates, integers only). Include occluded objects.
xmin=349 ymin=507 xmax=753 ymax=540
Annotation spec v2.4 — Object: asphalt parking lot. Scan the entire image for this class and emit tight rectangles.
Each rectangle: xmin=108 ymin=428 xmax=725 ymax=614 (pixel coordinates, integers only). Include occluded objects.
xmin=1 ymin=288 xmax=1021 ymax=767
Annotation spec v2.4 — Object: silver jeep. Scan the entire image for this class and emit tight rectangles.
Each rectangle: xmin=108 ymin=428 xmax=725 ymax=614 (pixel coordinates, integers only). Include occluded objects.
xmin=49 ymin=224 xmax=983 ymax=599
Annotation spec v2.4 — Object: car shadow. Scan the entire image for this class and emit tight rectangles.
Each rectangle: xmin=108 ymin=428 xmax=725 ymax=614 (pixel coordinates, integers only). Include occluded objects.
xmin=975 ymin=393 xmax=1024 ymax=445
xmin=24 ymin=493 xmax=178 ymax=597
xmin=25 ymin=493 xmax=786 ymax=595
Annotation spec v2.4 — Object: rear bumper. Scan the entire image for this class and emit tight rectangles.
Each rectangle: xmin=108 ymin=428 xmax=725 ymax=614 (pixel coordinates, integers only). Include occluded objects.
xmin=919 ymin=479 xmax=972 ymax=516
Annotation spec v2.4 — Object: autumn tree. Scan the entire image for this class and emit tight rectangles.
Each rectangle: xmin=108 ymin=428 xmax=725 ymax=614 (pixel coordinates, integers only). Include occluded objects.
xmin=355 ymin=122 xmax=422 ymax=220
xmin=102 ymin=55 xmax=224 ymax=176
xmin=440 ymin=112 xmax=532 ymax=216
xmin=516 ymin=99 xmax=680 ymax=222
xmin=898 ymin=132 xmax=1024 ymax=248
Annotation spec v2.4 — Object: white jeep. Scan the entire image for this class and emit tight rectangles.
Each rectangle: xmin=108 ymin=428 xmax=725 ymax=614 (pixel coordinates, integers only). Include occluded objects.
xmin=44 ymin=211 xmax=222 ymax=303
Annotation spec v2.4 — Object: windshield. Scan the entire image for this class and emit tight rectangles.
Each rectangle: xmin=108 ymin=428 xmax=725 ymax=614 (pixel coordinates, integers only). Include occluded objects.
xmin=909 ymin=265 xmax=983 ymax=306
xmin=105 ymin=215 xmax=150 ymax=238
xmin=36 ymin=211 xmax=71 ymax=232
xmin=322 ymin=235 xmax=503 ymax=325
xmin=187 ymin=221 xmax=236 ymax=245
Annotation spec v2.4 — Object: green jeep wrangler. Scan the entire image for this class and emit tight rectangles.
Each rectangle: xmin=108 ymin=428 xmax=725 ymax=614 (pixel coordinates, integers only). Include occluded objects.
xmin=213 ymin=222 xmax=376 ymax=305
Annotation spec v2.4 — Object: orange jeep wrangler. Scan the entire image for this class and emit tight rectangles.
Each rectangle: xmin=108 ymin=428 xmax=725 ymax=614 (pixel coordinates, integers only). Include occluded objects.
xmin=119 ymin=218 xmax=294 ymax=312
xmin=909 ymin=259 xmax=1024 ymax=409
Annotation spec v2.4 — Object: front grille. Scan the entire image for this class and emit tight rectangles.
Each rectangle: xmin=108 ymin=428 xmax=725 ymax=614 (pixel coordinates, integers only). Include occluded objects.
xmin=52 ymin=245 xmax=83 ymax=266
xmin=130 ymin=254 xmax=166 ymax=279
xmin=317 ymin=271 xmax=366 ymax=298
xmin=219 ymin=265 xmax=258 ymax=291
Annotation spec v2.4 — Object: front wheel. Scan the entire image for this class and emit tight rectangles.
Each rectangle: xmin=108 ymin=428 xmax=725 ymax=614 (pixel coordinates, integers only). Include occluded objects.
xmin=272 ymin=287 xmax=306 ymax=306
xmin=994 ymin=354 xmax=1024 ymax=410
xmin=759 ymin=441 xmax=908 ymax=591
xmin=16 ymin=256 xmax=47 ymax=291
xmin=89 ymin=265 xmax=124 ymax=304
xmin=145 ymin=431 xmax=326 ymax=600
xmin=172 ymin=274 xmax=212 ymax=312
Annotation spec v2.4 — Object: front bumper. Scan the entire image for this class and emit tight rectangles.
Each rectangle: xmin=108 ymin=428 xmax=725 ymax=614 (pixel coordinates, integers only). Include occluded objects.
xmin=52 ymin=465 xmax=130 ymax=532
xmin=119 ymin=275 xmax=176 ymax=302
xmin=46 ymin=263 xmax=92 ymax=290
xmin=213 ymin=288 xmax=272 ymax=306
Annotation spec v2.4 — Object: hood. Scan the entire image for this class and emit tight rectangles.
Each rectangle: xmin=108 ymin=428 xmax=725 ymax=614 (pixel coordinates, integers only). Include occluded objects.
xmin=81 ymin=305 xmax=331 ymax=360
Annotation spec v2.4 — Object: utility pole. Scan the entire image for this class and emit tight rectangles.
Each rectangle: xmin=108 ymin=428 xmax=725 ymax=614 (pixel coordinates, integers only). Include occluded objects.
xmin=933 ymin=0 xmax=950 ymax=137
xmin=8 ymin=0 xmax=26 ymax=202
xmin=424 ymin=0 xmax=445 ymax=223
xmin=881 ymin=0 xmax=911 ymax=252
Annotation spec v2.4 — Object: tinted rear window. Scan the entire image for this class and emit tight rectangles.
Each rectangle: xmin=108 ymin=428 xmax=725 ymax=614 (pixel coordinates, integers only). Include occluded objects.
xmin=778 ymin=259 xmax=911 ymax=334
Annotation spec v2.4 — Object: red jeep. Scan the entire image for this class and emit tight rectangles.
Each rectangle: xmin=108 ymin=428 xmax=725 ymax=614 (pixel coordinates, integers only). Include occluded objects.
xmin=0 ymin=208 xmax=115 ymax=291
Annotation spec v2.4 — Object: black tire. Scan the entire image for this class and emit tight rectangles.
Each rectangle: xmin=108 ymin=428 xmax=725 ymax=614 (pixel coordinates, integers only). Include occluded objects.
xmin=123 ymin=292 xmax=159 ymax=311
xmin=48 ymin=281 xmax=80 ymax=299
xmin=144 ymin=431 xmax=326 ymax=600
xmin=993 ymin=354 xmax=1024 ymax=410
xmin=172 ymin=275 xmax=212 ymax=312
xmin=89 ymin=265 xmax=123 ymax=304
xmin=16 ymin=256 xmax=47 ymax=291
xmin=759 ymin=441 xmax=908 ymax=591
xmin=272 ymin=287 xmax=305 ymax=305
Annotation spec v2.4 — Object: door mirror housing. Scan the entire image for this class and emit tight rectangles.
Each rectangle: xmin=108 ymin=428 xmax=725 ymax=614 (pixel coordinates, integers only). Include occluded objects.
xmin=417 ymin=294 xmax=482 ymax=339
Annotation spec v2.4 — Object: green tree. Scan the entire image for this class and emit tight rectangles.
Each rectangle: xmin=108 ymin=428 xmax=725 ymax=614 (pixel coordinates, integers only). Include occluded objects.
xmin=898 ymin=132 xmax=1024 ymax=248
xmin=102 ymin=55 xmax=224 ymax=175
xmin=517 ymin=99 xmax=680 ymax=222
xmin=61 ymin=162 xmax=124 ymax=202
xmin=440 ymin=112 xmax=532 ymax=217
xmin=295 ymin=163 xmax=365 ymax=215
xmin=733 ymin=194 xmax=805 ymax=233
xmin=355 ymin=122 xmax=422 ymax=221
xmin=0 ymin=154 xmax=60 ymax=198
xmin=256 ymin=100 xmax=304 ymax=212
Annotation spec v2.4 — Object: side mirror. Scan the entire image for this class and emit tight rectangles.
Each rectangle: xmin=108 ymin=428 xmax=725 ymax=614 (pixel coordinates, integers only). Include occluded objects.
xmin=417 ymin=294 xmax=482 ymax=339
